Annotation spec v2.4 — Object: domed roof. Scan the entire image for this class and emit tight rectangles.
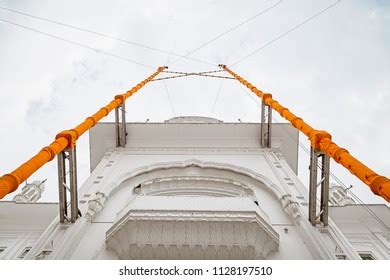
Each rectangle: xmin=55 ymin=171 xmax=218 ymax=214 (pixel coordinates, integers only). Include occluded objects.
xmin=165 ymin=116 xmax=223 ymax=123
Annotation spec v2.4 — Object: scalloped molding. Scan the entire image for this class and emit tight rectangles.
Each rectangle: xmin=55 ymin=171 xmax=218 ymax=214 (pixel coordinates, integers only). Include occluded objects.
xmin=106 ymin=210 xmax=279 ymax=260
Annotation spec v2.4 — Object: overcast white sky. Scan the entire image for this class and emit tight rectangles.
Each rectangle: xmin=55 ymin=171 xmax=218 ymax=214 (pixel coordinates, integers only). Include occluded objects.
xmin=0 ymin=0 xmax=389 ymax=204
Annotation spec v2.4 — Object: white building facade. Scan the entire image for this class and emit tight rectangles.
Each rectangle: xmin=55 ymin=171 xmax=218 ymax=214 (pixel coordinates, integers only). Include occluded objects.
xmin=0 ymin=117 xmax=389 ymax=260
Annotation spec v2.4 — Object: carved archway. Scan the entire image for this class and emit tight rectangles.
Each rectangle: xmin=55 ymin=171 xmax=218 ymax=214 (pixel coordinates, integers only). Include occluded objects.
xmin=107 ymin=158 xmax=285 ymax=199
xmin=91 ymin=159 xmax=305 ymax=259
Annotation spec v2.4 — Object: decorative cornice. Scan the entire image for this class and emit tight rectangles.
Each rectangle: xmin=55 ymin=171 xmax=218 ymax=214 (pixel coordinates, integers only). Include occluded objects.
xmin=106 ymin=209 xmax=279 ymax=260
xmin=121 ymin=147 xmax=263 ymax=155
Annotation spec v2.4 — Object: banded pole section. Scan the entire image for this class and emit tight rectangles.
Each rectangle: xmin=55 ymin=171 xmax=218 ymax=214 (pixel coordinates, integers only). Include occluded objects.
xmin=0 ymin=66 xmax=167 ymax=199
xmin=221 ymin=64 xmax=390 ymax=202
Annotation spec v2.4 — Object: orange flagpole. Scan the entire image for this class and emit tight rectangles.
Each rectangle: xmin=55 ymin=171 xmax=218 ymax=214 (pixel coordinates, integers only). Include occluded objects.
xmin=221 ymin=64 xmax=390 ymax=202
xmin=0 ymin=66 xmax=167 ymax=199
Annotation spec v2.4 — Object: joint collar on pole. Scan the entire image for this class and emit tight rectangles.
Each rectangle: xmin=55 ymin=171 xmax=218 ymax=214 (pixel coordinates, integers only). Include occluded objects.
xmin=56 ymin=130 xmax=79 ymax=148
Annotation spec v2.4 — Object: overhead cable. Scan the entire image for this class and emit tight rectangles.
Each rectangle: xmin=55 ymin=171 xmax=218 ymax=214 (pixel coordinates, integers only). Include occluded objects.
xmin=230 ymin=0 xmax=342 ymax=66
xmin=0 ymin=17 xmax=154 ymax=69
xmin=151 ymin=70 xmax=235 ymax=81
xmin=211 ymin=80 xmax=225 ymax=116
xmin=0 ymin=5 xmax=215 ymax=66
xmin=169 ymin=0 xmax=284 ymax=66
xmin=163 ymin=80 xmax=176 ymax=117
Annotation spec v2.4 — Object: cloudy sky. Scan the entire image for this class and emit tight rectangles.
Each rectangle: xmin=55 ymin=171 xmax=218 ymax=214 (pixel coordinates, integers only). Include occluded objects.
xmin=0 ymin=0 xmax=389 ymax=205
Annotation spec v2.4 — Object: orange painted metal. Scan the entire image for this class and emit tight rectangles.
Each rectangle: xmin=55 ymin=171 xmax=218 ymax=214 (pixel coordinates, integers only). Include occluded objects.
xmin=0 ymin=66 xmax=166 ymax=199
xmin=221 ymin=64 xmax=390 ymax=202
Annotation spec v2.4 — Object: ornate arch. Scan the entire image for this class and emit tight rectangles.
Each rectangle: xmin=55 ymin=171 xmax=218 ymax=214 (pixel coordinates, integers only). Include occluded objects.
xmin=86 ymin=158 xmax=300 ymax=225
xmin=105 ymin=158 xmax=284 ymax=198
